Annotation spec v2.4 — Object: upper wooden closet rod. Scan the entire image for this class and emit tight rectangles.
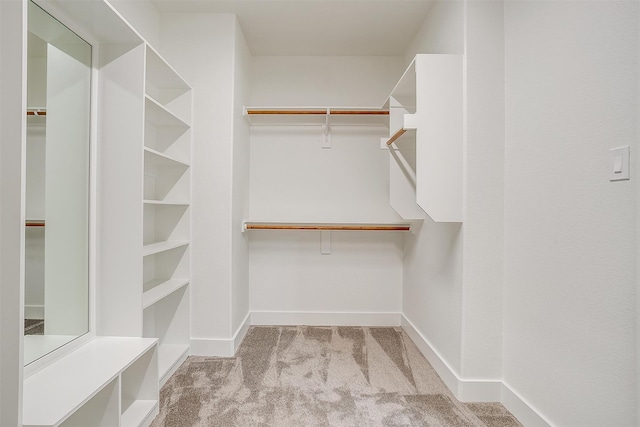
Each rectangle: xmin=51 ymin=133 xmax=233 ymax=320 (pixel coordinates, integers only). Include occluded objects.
xmin=26 ymin=110 xmax=46 ymax=116
xmin=246 ymin=108 xmax=389 ymax=116
xmin=25 ymin=221 xmax=45 ymax=227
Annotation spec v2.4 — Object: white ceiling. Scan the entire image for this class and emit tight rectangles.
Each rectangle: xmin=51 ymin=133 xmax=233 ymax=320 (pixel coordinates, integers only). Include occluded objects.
xmin=150 ymin=0 xmax=435 ymax=56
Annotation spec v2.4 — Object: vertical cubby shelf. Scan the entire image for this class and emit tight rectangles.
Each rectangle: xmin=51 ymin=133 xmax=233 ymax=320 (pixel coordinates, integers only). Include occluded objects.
xmin=386 ymin=54 xmax=463 ymax=223
xmin=143 ymin=45 xmax=192 ymax=384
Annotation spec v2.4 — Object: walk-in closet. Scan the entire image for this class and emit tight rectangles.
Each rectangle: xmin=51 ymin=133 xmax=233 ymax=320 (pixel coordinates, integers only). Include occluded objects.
xmin=1 ymin=0 xmax=637 ymax=426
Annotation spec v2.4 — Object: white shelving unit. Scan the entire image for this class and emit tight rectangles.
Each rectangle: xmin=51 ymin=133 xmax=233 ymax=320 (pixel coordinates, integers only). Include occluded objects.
xmin=385 ymin=54 xmax=463 ymax=223
xmin=142 ymin=45 xmax=192 ymax=385
xmin=23 ymin=337 xmax=158 ymax=427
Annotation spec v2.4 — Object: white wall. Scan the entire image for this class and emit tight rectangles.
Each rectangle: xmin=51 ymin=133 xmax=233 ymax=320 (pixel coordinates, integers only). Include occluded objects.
xmin=248 ymin=56 xmax=405 ymax=323
xmin=231 ymin=18 xmax=251 ymax=337
xmin=503 ymin=2 xmax=637 ymax=425
xmin=401 ymin=0 xmax=506 ymax=402
xmin=401 ymin=0 xmax=466 ymax=385
xmin=251 ymin=56 xmax=404 ymax=107
xmin=249 ymin=126 xmax=404 ymax=319
xmin=160 ymin=13 xmax=237 ymax=345
xmin=404 ymin=0 xmax=463 ymax=65
xmin=108 ymin=0 xmax=160 ymax=48
xmin=459 ymin=0 xmax=504 ymax=383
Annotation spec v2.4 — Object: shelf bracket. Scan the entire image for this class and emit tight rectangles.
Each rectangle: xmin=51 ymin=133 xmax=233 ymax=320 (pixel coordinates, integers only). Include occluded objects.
xmin=322 ymin=108 xmax=331 ymax=149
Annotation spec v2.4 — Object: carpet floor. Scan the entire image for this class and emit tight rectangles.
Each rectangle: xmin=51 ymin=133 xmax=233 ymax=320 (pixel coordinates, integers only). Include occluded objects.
xmin=151 ymin=326 xmax=522 ymax=427
xmin=24 ymin=319 xmax=44 ymax=335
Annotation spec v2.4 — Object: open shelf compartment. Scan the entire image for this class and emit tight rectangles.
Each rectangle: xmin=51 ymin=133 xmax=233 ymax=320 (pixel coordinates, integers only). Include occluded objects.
xmin=145 ymin=45 xmax=191 ymax=124
xmin=120 ymin=346 xmax=159 ymax=427
xmin=143 ymin=286 xmax=190 ymax=385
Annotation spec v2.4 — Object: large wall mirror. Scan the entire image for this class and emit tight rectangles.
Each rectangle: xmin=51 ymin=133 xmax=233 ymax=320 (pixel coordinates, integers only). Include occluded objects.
xmin=24 ymin=1 xmax=91 ymax=365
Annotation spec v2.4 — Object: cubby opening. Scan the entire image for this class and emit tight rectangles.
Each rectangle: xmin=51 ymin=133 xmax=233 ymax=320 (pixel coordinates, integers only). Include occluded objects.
xmin=121 ymin=347 xmax=159 ymax=427
xmin=59 ymin=378 xmax=119 ymax=427
xmin=143 ymin=203 xmax=189 ymax=246
xmin=143 ymin=285 xmax=190 ymax=384
xmin=143 ymin=153 xmax=190 ymax=203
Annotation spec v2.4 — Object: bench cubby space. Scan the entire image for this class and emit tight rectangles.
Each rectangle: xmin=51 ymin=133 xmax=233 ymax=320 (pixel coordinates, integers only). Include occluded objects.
xmin=121 ymin=347 xmax=159 ymax=427
xmin=60 ymin=378 xmax=119 ymax=427
xmin=23 ymin=337 xmax=158 ymax=427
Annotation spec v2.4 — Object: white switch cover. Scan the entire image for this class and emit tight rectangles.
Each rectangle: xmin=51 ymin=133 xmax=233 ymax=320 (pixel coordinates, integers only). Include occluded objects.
xmin=610 ymin=146 xmax=630 ymax=181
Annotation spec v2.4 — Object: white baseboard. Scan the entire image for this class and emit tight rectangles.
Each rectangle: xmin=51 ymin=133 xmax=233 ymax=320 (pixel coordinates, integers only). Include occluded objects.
xmin=401 ymin=315 xmax=463 ymax=397
xmin=401 ymin=315 xmax=501 ymax=402
xmin=24 ymin=305 xmax=44 ymax=320
xmin=190 ymin=337 xmax=235 ymax=357
xmin=401 ymin=314 xmax=551 ymax=425
xmin=233 ymin=312 xmax=251 ymax=354
xmin=251 ymin=311 xmax=402 ymax=326
xmin=501 ymin=382 xmax=553 ymax=427
xmin=190 ymin=312 xmax=251 ymax=357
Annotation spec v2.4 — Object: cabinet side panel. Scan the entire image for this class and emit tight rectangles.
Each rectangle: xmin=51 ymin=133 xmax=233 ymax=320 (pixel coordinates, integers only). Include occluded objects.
xmin=416 ymin=55 xmax=463 ymax=222
xmin=97 ymin=43 xmax=145 ymax=336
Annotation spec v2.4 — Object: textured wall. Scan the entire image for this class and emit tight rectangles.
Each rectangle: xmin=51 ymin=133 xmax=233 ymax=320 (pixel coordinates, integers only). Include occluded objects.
xmin=401 ymin=0 xmax=466 ymax=378
xmin=503 ymin=2 xmax=638 ymax=425
xmin=161 ymin=13 xmax=236 ymax=340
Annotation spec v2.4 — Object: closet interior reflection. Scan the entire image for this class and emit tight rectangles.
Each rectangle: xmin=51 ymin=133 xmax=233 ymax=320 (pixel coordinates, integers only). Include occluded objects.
xmin=24 ymin=1 xmax=91 ymax=365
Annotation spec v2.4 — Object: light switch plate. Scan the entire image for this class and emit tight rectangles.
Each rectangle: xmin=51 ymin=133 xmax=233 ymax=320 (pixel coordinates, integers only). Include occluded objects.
xmin=610 ymin=146 xmax=630 ymax=181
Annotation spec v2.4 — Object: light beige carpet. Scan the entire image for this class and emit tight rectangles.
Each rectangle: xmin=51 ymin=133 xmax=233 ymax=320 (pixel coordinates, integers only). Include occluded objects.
xmin=151 ymin=326 xmax=521 ymax=426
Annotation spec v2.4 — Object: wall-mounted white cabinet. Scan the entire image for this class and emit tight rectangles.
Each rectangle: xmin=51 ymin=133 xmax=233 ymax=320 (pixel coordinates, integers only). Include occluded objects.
xmin=386 ymin=54 xmax=463 ymax=223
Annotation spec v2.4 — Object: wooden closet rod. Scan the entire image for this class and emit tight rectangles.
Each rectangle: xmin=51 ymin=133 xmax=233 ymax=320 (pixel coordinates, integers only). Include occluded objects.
xmin=245 ymin=224 xmax=410 ymax=231
xmin=25 ymin=221 xmax=45 ymax=227
xmin=246 ymin=109 xmax=389 ymax=116
xmin=26 ymin=111 xmax=46 ymax=116
xmin=386 ymin=128 xmax=407 ymax=146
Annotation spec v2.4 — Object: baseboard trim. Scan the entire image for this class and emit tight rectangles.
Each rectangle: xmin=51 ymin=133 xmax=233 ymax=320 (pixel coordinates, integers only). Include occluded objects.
xmin=401 ymin=314 xmax=551 ymax=425
xmin=190 ymin=312 xmax=252 ymax=357
xmin=501 ymin=382 xmax=553 ymax=427
xmin=401 ymin=315 xmax=463 ymax=397
xmin=24 ymin=305 xmax=44 ymax=320
xmin=190 ymin=337 xmax=234 ymax=357
xmin=251 ymin=311 xmax=402 ymax=327
xmin=401 ymin=315 xmax=501 ymax=402
xmin=233 ymin=312 xmax=251 ymax=354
